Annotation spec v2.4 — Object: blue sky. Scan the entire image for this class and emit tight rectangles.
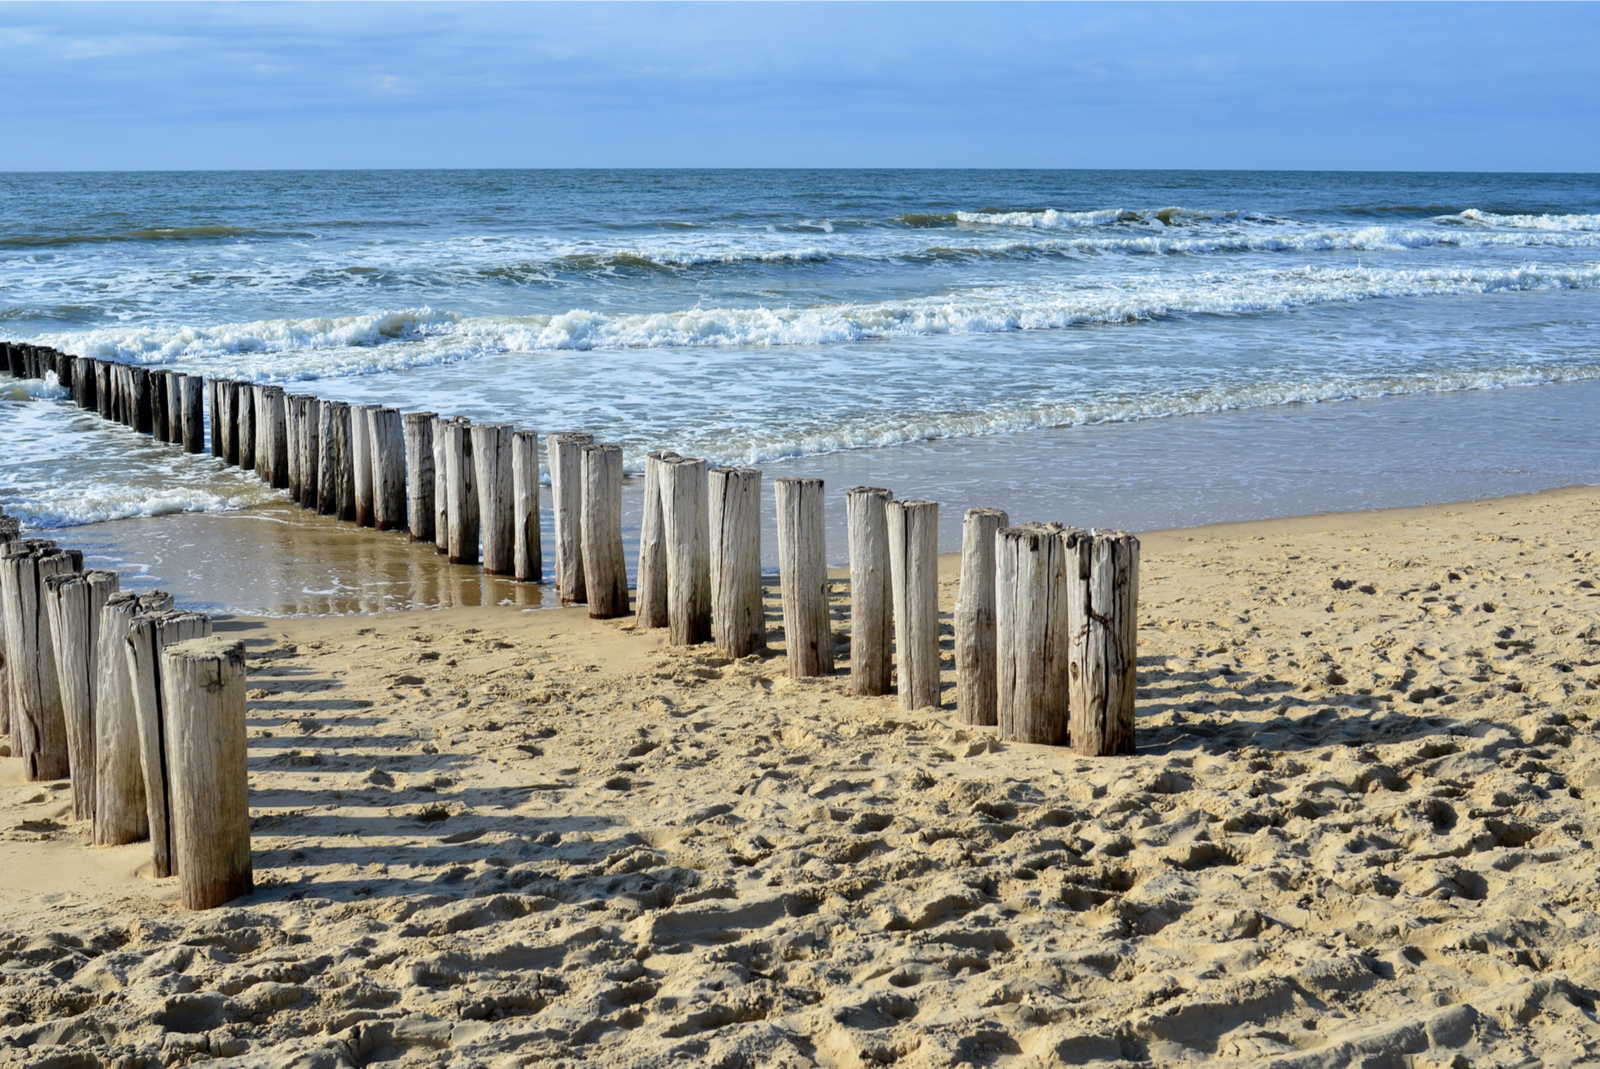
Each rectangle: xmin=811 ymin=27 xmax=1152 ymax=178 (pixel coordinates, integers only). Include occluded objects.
xmin=1 ymin=2 xmax=1596 ymax=171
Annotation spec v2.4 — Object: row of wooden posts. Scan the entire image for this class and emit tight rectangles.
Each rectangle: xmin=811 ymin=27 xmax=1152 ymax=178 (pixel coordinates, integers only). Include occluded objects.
xmin=4 ymin=338 xmax=1139 ymax=755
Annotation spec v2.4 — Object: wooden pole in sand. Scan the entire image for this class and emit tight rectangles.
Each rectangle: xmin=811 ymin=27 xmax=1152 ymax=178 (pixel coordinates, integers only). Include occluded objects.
xmin=126 ymin=610 xmax=212 ymax=879
xmin=635 ymin=451 xmax=674 ymax=630
xmin=236 ymin=384 xmax=256 ymax=471
xmin=404 ymin=412 xmax=437 ymax=542
xmin=96 ymin=590 xmax=170 ymax=846
xmin=956 ymin=507 xmax=1009 ymax=727
xmin=996 ymin=524 xmax=1071 ymax=746
xmin=252 ymin=385 xmax=269 ymax=476
xmin=442 ymin=419 xmax=480 ymax=565
xmin=150 ymin=371 xmax=170 ymax=444
xmin=207 ymin=379 xmax=223 ymax=458
xmin=430 ymin=415 xmax=450 ymax=554
xmin=162 ymin=636 xmax=252 ymax=910
xmin=0 ymin=542 xmax=82 ymax=780
xmin=350 ymin=403 xmax=375 ymax=526
xmin=846 ymin=486 xmax=893 ymax=696
xmin=888 ymin=499 xmax=941 ymax=710
xmin=163 ymin=372 xmax=183 ymax=445
xmin=181 ymin=375 xmax=205 ymax=455
xmin=472 ymin=423 xmax=515 ymax=573
xmin=660 ymin=456 xmax=711 ymax=645
xmin=369 ymin=406 xmax=408 ymax=533
xmin=548 ymin=433 xmax=593 ymax=604
xmin=216 ymin=380 xmax=236 ymax=465
xmin=776 ymin=477 xmax=831 ymax=677
xmin=261 ymin=386 xmax=287 ymax=481
xmin=297 ymin=397 xmax=320 ymax=509
xmin=709 ymin=466 xmax=764 ymax=656
xmin=43 ymin=569 xmax=119 ymax=822
xmin=512 ymin=430 xmax=542 ymax=582
xmin=316 ymin=400 xmax=339 ymax=516
xmin=332 ymin=402 xmax=356 ymax=523
xmin=284 ymin=394 xmax=303 ymax=500
xmin=580 ymin=443 xmax=628 ymax=618
xmin=0 ymin=515 xmax=17 ymax=739
xmin=1068 ymin=531 xmax=1140 ymax=757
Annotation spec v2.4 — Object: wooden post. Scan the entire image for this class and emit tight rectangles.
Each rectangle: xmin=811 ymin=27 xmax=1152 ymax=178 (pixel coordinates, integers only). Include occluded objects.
xmin=956 ymin=507 xmax=1009 ymax=727
xmin=660 ymin=456 xmax=711 ymax=645
xmin=132 ymin=368 xmax=152 ymax=434
xmin=709 ymin=467 xmax=764 ymax=656
xmin=580 ymin=443 xmax=628 ymax=618
xmin=332 ymin=402 xmax=356 ymax=522
xmin=181 ymin=374 xmax=205 ymax=454
xmin=548 ymin=433 xmax=593 ymax=603
xmin=0 ymin=515 xmax=17 ymax=738
xmin=162 ymin=637 xmax=252 ymax=910
xmin=349 ymin=403 xmax=375 ymax=525
xmin=404 ymin=412 xmax=437 ymax=542
xmin=846 ymin=486 xmax=893 ymax=696
xmin=472 ymin=423 xmax=515 ymax=573
xmin=430 ymin=415 xmax=450 ymax=554
xmin=996 ymin=524 xmax=1072 ymax=746
xmin=635 ymin=451 xmax=675 ymax=630
xmin=442 ymin=419 xmax=479 ymax=565
xmin=96 ymin=590 xmax=170 ymax=846
xmin=75 ymin=357 xmax=96 ymax=410
xmin=43 ymin=569 xmax=119 ymax=822
xmin=775 ymin=477 xmax=831 ymax=677
xmin=236 ymin=384 xmax=256 ymax=471
xmin=126 ymin=610 xmax=212 ymax=879
xmin=207 ymin=379 xmax=223 ymax=458
xmin=888 ymin=499 xmax=941 ymax=710
xmin=284 ymin=394 xmax=302 ymax=500
xmin=216 ymin=380 xmax=236 ymax=465
xmin=150 ymin=371 xmax=169 ymax=444
xmin=369 ymin=407 xmax=408 ymax=533
xmin=1068 ymin=531 xmax=1140 ymax=757
xmin=512 ymin=430 xmax=542 ymax=582
xmin=316 ymin=400 xmax=340 ymax=516
xmin=95 ymin=361 xmax=112 ymax=419
xmin=261 ymin=386 xmax=286 ymax=481
xmin=0 ymin=541 xmax=82 ymax=780
xmin=297 ymin=397 xmax=320 ymax=509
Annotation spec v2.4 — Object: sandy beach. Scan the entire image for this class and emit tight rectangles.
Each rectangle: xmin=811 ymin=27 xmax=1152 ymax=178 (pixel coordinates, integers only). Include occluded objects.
xmin=4 ymin=484 xmax=1600 ymax=1067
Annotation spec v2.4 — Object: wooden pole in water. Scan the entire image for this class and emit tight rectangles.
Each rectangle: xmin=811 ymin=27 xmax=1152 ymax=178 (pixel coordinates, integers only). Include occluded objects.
xmin=332 ymin=402 xmax=356 ymax=522
xmin=0 ymin=542 xmax=82 ymax=780
xmin=297 ymin=397 xmax=320 ymax=509
xmin=349 ymin=403 xmax=375 ymax=525
xmin=260 ymin=386 xmax=286 ymax=480
xmin=660 ymin=456 xmax=711 ymax=645
xmin=709 ymin=466 xmax=764 ymax=656
xmin=442 ymin=418 xmax=480 ymax=565
xmin=580 ymin=443 xmax=628 ymax=618
xmin=845 ymin=486 xmax=893 ymax=697
xmin=888 ymin=499 xmax=941 ymax=710
xmin=635 ymin=451 xmax=674 ymax=630
xmin=284 ymin=394 xmax=302 ymax=500
xmin=404 ymin=412 xmax=437 ymax=542
xmin=96 ymin=590 xmax=170 ymax=846
xmin=369 ymin=406 xmax=408 ymax=533
xmin=43 ymin=569 xmax=119 ymax=822
xmin=314 ymin=400 xmax=337 ymax=515
xmin=236 ymin=384 xmax=256 ymax=471
xmin=95 ymin=361 xmax=112 ymax=419
xmin=150 ymin=371 xmax=169 ymax=444
xmin=472 ymin=423 xmax=515 ymax=573
xmin=126 ymin=610 xmax=212 ymax=879
xmin=75 ymin=357 xmax=96 ymax=411
xmin=132 ymin=369 xmax=153 ymax=434
xmin=216 ymin=380 xmax=236 ymax=465
xmin=512 ymin=430 xmax=542 ymax=582
xmin=207 ymin=379 xmax=223 ymax=458
xmin=956 ymin=507 xmax=1009 ymax=727
xmin=162 ymin=636 xmax=252 ymax=910
xmin=548 ymin=433 xmax=593 ymax=604
xmin=181 ymin=375 xmax=205 ymax=454
xmin=430 ymin=415 xmax=450 ymax=554
xmin=164 ymin=372 xmax=183 ymax=445
xmin=1068 ymin=531 xmax=1140 ymax=757
xmin=0 ymin=515 xmax=17 ymax=739
xmin=775 ymin=477 xmax=831 ymax=677
xmin=996 ymin=524 xmax=1071 ymax=746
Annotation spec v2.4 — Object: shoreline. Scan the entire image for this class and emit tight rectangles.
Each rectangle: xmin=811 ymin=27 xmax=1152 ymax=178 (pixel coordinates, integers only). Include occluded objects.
xmin=4 ymin=483 xmax=1600 ymax=1063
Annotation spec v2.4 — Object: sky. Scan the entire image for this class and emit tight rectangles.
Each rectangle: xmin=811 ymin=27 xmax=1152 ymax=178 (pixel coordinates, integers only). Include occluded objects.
xmin=0 ymin=2 xmax=1596 ymax=172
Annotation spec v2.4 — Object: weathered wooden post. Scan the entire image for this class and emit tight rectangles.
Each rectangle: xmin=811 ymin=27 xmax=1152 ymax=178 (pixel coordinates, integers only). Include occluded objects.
xmin=0 ymin=541 xmax=82 ymax=779
xmin=96 ymin=590 xmax=170 ymax=846
xmin=846 ymin=486 xmax=893 ymax=696
xmin=261 ymin=386 xmax=287 ymax=480
xmin=207 ymin=379 xmax=224 ymax=458
xmin=996 ymin=524 xmax=1072 ymax=746
xmin=43 ymin=569 xmax=119 ymax=822
xmin=472 ymin=423 xmax=515 ymax=573
xmin=708 ymin=467 xmax=764 ymax=656
xmin=369 ymin=407 xmax=408 ymax=532
xmin=298 ymin=397 xmax=321 ymax=509
xmin=442 ymin=419 xmax=479 ymax=565
xmin=75 ymin=357 xmax=97 ymax=410
xmin=430 ymin=415 xmax=451 ymax=554
xmin=635 ymin=451 xmax=675 ymax=630
xmin=888 ymin=499 xmax=941 ymax=710
xmin=95 ymin=361 xmax=112 ymax=419
xmin=333 ymin=402 xmax=357 ymax=522
xmin=580 ymin=443 xmax=628 ymax=618
xmin=1067 ymin=531 xmax=1140 ymax=757
xmin=236 ymin=384 xmax=257 ymax=471
xmin=150 ymin=371 xmax=169 ymax=444
xmin=956 ymin=507 xmax=1009 ymax=727
xmin=548 ymin=432 xmax=593 ymax=604
xmin=660 ymin=456 xmax=711 ymax=645
xmin=0 ymin=515 xmax=17 ymax=737
xmin=316 ymin=400 xmax=340 ymax=516
xmin=284 ymin=394 xmax=303 ymax=500
xmin=512 ymin=430 xmax=542 ymax=582
xmin=350 ymin=403 xmax=375 ymax=525
xmin=132 ymin=368 xmax=153 ymax=434
xmin=126 ymin=610 xmax=211 ymax=879
xmin=162 ymin=637 xmax=253 ymax=910
xmin=775 ymin=477 xmax=831 ymax=677
xmin=217 ymin=380 xmax=238 ymax=465
xmin=404 ymin=412 xmax=437 ymax=542
xmin=181 ymin=375 xmax=205 ymax=454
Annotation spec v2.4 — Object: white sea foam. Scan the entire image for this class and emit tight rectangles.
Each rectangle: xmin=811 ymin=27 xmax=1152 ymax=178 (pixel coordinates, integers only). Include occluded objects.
xmin=1445 ymin=209 xmax=1600 ymax=232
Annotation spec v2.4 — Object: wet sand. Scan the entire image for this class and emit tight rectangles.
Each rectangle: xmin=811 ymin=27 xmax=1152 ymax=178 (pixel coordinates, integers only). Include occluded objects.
xmin=4 ymin=486 xmax=1600 ymax=1066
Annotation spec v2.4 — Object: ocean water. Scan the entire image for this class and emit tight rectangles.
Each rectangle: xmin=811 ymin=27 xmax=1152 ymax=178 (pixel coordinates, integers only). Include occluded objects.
xmin=2 ymin=169 xmax=1598 ymax=608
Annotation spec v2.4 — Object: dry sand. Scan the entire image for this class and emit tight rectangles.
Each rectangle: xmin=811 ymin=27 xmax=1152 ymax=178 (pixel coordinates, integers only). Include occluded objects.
xmin=5 ymin=486 xmax=1600 ymax=1068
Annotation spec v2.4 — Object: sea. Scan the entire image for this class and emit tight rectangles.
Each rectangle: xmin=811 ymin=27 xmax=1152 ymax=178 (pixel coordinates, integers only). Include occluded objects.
xmin=2 ymin=169 xmax=1597 ymax=613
